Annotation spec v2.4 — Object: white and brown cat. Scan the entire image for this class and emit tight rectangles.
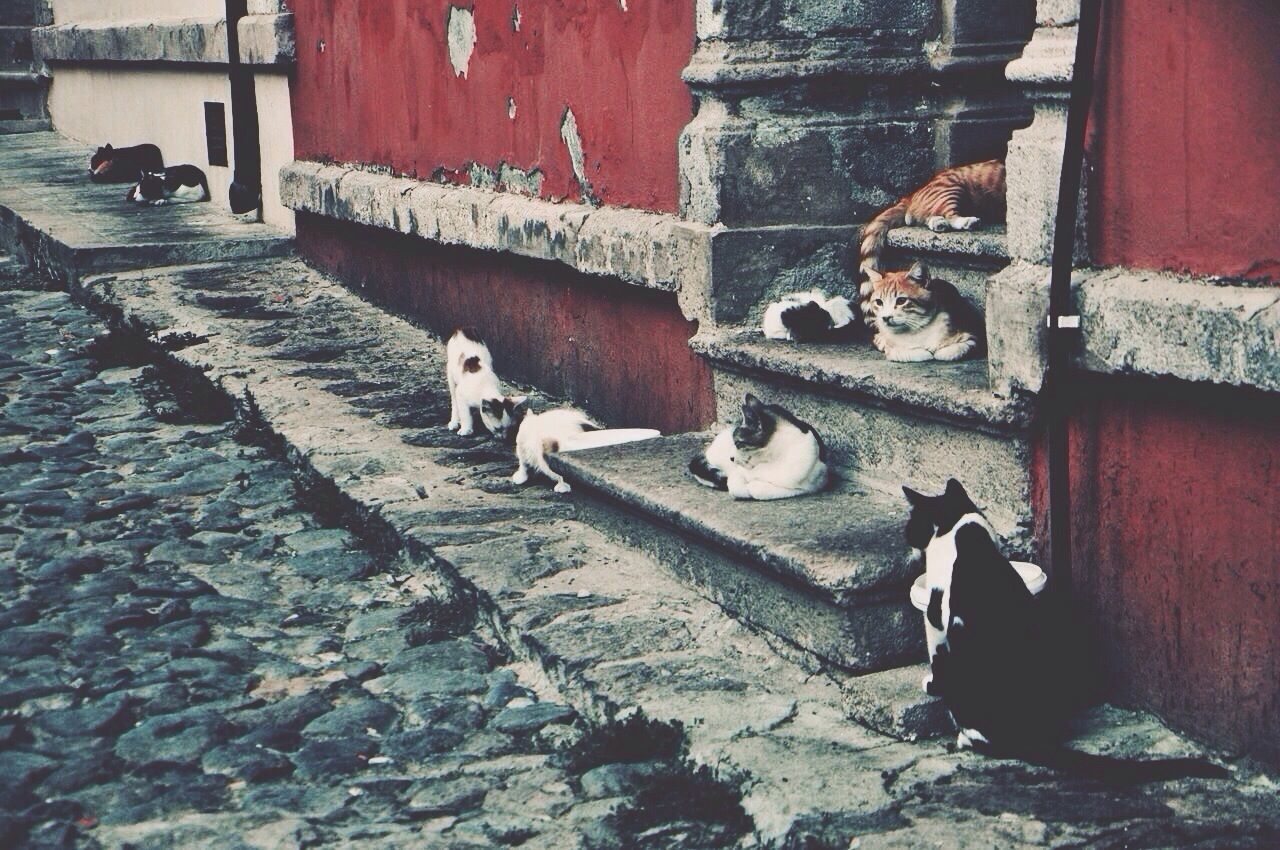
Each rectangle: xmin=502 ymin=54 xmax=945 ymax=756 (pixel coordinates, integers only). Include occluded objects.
xmin=445 ymin=327 xmax=528 ymax=439
xmin=864 ymin=263 xmax=983 ymax=363
xmin=689 ymin=393 xmax=828 ymax=500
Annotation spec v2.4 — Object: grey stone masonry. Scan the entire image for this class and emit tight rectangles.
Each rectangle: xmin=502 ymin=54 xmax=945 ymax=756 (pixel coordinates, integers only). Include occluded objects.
xmin=32 ymin=13 xmax=295 ymax=67
xmin=0 ymin=0 xmax=50 ymax=130
xmin=0 ymin=132 xmax=292 ymax=285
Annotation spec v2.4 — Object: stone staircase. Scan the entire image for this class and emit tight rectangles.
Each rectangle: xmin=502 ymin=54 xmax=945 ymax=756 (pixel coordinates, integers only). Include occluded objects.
xmin=0 ymin=0 xmax=50 ymax=134
xmin=548 ymin=1 xmax=1083 ymax=740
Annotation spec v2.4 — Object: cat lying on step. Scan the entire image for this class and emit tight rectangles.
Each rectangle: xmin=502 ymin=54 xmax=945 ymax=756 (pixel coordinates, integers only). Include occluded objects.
xmin=762 ymin=290 xmax=856 ymax=342
xmin=90 ymin=143 xmax=164 ymax=183
xmin=689 ymin=393 xmax=828 ymax=500
xmin=864 ymin=263 xmax=983 ymax=362
xmin=859 ymin=159 xmax=1005 ymax=275
xmin=511 ymin=407 xmax=598 ymax=494
xmin=126 ymin=166 xmax=210 ymax=205
xmin=903 ymin=479 xmax=1229 ymax=784
xmin=445 ymin=327 xmax=528 ymax=439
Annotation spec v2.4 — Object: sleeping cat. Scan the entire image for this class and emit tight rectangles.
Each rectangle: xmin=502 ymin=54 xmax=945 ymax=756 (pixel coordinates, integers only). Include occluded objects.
xmin=511 ymin=407 xmax=598 ymax=493
xmin=689 ymin=393 xmax=828 ymax=500
xmin=904 ymin=480 xmax=1229 ymax=783
xmin=762 ymin=289 xmax=856 ymax=342
xmin=126 ymin=165 xmax=210 ymax=205
xmin=445 ymin=326 xmax=528 ymax=439
xmin=90 ymin=143 xmax=164 ymax=183
xmin=859 ymin=160 xmax=1005 ymax=274
xmin=864 ymin=263 xmax=983 ymax=362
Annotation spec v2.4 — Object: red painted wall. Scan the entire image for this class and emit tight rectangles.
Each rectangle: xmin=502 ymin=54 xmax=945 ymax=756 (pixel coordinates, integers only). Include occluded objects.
xmin=295 ymin=214 xmax=715 ymax=434
xmin=1089 ymin=0 xmax=1280 ymax=281
xmin=290 ymin=0 xmax=694 ymax=212
xmin=1067 ymin=379 xmax=1280 ymax=761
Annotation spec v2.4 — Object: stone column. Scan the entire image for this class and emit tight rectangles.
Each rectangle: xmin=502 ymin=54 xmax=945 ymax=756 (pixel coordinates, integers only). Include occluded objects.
xmin=678 ymin=0 xmax=1035 ymax=327
xmin=987 ymin=0 xmax=1080 ymax=396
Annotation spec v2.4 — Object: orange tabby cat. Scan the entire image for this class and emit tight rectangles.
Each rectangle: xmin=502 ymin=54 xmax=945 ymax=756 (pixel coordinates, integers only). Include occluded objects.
xmin=859 ymin=160 xmax=1006 ymax=274
xmin=863 ymin=263 xmax=984 ymax=362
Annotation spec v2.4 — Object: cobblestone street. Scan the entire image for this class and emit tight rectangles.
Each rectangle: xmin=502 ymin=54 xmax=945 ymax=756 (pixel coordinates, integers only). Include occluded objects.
xmin=0 ymin=260 xmax=746 ymax=849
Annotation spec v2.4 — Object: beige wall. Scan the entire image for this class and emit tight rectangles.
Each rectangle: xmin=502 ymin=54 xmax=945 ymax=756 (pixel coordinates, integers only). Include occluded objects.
xmin=51 ymin=1 xmax=225 ymax=24
xmin=255 ymin=73 xmax=294 ymax=231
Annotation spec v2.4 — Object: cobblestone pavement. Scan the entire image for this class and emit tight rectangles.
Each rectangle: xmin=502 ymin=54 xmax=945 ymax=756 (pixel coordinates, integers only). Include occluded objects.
xmin=0 ymin=261 xmax=748 ymax=849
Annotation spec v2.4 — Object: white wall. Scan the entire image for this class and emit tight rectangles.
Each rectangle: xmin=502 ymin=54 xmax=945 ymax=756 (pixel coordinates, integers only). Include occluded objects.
xmin=255 ymin=72 xmax=294 ymax=231
xmin=51 ymin=1 xmax=225 ymax=24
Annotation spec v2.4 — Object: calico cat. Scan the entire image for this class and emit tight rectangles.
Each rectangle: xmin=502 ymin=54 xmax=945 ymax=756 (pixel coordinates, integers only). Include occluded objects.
xmin=859 ymin=160 xmax=1006 ymax=274
xmin=689 ymin=393 xmax=828 ymax=500
xmin=511 ymin=407 xmax=598 ymax=493
xmin=903 ymin=480 xmax=1229 ymax=783
xmin=762 ymin=289 xmax=856 ymax=342
xmin=89 ymin=143 xmax=164 ymax=183
xmin=864 ymin=263 xmax=983 ymax=362
xmin=126 ymin=165 xmax=210 ymax=205
xmin=445 ymin=327 xmax=528 ymax=439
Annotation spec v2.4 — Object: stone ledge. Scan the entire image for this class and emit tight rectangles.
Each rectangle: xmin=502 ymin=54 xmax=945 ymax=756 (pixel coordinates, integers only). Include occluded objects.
xmin=1074 ymin=268 xmax=1280 ymax=393
xmin=280 ymin=160 xmax=718 ymax=300
xmin=32 ymin=14 xmax=294 ymax=67
xmin=1006 ymin=24 xmax=1075 ymax=87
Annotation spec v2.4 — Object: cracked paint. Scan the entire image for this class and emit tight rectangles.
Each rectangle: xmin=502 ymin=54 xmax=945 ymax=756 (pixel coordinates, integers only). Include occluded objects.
xmin=511 ymin=3 xmax=521 ymax=31
xmin=507 ymin=96 xmax=517 ymax=120
xmin=446 ymin=6 xmax=476 ymax=78
xmin=560 ymin=107 xmax=594 ymax=202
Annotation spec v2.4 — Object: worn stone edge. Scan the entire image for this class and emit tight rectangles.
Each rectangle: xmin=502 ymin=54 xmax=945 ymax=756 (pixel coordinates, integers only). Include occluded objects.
xmin=1073 ymin=267 xmax=1280 ymax=393
xmin=32 ymin=14 xmax=294 ymax=68
xmin=279 ymin=160 xmax=719 ymax=303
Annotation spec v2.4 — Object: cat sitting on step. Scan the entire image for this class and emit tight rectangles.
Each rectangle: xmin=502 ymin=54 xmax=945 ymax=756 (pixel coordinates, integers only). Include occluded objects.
xmin=445 ymin=327 xmax=528 ymax=440
xmin=903 ymin=479 xmax=1229 ymax=783
xmin=761 ymin=289 xmax=856 ymax=342
xmin=126 ymin=166 xmax=210 ymax=205
xmin=689 ymin=393 xmax=828 ymax=500
xmin=863 ymin=263 xmax=984 ymax=362
xmin=511 ymin=407 xmax=599 ymax=494
xmin=90 ymin=143 xmax=164 ymax=183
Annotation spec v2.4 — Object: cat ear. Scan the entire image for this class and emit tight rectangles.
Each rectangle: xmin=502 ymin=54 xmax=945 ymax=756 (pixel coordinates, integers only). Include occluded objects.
xmin=742 ymin=393 xmax=764 ymax=412
xmin=907 ymin=262 xmax=929 ymax=284
xmin=862 ymin=267 xmax=883 ymax=284
xmin=944 ymin=478 xmax=968 ymax=500
xmin=509 ymin=395 xmax=529 ymax=410
xmin=104 ymin=143 xmax=112 ymax=151
xmin=902 ymin=485 xmax=928 ymax=507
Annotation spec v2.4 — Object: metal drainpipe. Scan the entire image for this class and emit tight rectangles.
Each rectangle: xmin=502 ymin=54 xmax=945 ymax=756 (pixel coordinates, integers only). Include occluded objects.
xmin=1044 ymin=0 xmax=1104 ymax=598
xmin=225 ymin=0 xmax=262 ymax=216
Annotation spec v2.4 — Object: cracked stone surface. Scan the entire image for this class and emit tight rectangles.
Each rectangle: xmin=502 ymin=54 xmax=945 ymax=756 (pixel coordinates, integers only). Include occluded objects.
xmin=46 ymin=251 xmax=1280 ymax=848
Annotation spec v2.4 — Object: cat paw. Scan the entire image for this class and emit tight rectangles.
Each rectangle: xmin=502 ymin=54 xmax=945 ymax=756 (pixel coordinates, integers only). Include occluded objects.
xmin=956 ymin=730 xmax=973 ymax=750
xmin=926 ymin=216 xmax=949 ymax=233
xmin=949 ymin=216 xmax=981 ymax=231
xmin=886 ymin=348 xmax=933 ymax=363
xmin=511 ymin=468 xmax=529 ymax=485
xmin=933 ymin=338 xmax=977 ymax=362
xmin=922 ymin=673 xmax=934 ymax=695
xmin=553 ymin=481 xmax=572 ymax=494
xmin=457 ymin=425 xmax=474 ymax=436
xmin=446 ymin=419 xmax=461 ymax=431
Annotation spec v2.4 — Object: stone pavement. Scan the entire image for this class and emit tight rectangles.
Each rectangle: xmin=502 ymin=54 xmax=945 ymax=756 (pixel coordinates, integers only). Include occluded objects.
xmin=0 ymin=258 xmax=752 ymax=849
xmin=1 ymin=250 xmax=1279 ymax=848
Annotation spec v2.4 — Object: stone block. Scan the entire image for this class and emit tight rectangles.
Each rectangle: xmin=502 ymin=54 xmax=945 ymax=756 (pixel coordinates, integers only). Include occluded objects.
xmin=986 ymin=261 xmax=1050 ymax=396
xmin=842 ymin=664 xmax=952 ymax=742
xmin=33 ymin=18 xmax=231 ymax=65
xmin=238 ymin=12 xmax=294 ymax=66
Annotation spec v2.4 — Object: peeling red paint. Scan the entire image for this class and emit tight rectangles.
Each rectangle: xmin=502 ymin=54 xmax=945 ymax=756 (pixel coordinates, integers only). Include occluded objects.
xmin=1089 ymin=1 xmax=1280 ymax=282
xmin=290 ymin=0 xmax=695 ymax=212
xmin=295 ymin=213 xmax=716 ymax=434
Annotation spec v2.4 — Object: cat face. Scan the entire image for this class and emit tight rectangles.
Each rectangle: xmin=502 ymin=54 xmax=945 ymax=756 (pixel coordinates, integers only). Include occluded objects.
xmin=732 ymin=393 xmax=776 ymax=451
xmin=480 ymin=395 xmax=529 ymax=442
xmin=902 ymin=478 xmax=978 ymax=550
xmin=90 ymin=144 xmax=114 ymax=176
xmin=866 ymin=263 xmax=939 ymax=333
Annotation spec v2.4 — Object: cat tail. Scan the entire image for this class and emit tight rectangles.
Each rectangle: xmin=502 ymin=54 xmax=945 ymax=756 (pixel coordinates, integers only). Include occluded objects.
xmin=1012 ymin=746 xmax=1229 ymax=785
xmin=688 ymin=454 xmax=728 ymax=490
xmin=859 ymin=198 xmax=908 ymax=275
xmin=197 ymin=170 xmax=211 ymax=201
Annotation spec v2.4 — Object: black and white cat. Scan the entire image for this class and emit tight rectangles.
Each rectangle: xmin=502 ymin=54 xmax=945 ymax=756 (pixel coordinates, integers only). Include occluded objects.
xmin=511 ymin=407 xmax=598 ymax=494
xmin=126 ymin=165 xmax=210 ymax=205
xmin=689 ymin=393 xmax=828 ymax=500
xmin=762 ymin=289 xmax=856 ymax=342
xmin=445 ymin=327 xmax=528 ymax=440
xmin=903 ymin=480 xmax=1229 ymax=783
xmin=90 ymin=142 xmax=164 ymax=183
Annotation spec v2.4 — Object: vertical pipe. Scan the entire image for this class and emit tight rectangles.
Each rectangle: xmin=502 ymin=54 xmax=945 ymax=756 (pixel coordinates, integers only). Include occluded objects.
xmin=1045 ymin=0 xmax=1104 ymax=597
xmin=225 ymin=0 xmax=262 ymax=216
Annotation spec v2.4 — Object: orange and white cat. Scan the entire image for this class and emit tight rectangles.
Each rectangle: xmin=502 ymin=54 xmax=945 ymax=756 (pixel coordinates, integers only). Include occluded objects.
xmin=859 ymin=160 xmax=1006 ymax=275
xmin=864 ymin=263 xmax=983 ymax=362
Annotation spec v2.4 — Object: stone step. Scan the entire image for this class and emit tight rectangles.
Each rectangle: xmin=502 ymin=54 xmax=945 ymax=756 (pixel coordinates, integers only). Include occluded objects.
xmin=0 ymin=25 xmax=34 ymax=68
xmin=841 ymin=663 xmax=952 ymax=742
xmin=883 ymin=225 xmax=1011 ymax=310
xmin=690 ymin=330 xmax=1036 ymax=546
xmin=0 ymin=116 xmax=49 ymax=134
xmin=0 ymin=131 xmax=292 ymax=284
xmin=0 ymin=68 xmax=47 ymax=119
xmin=548 ymin=432 xmax=923 ymax=673
xmin=0 ymin=0 xmax=40 ymax=26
